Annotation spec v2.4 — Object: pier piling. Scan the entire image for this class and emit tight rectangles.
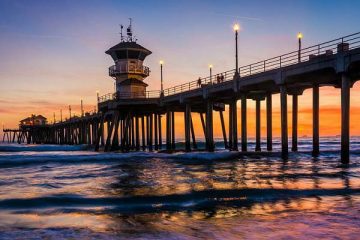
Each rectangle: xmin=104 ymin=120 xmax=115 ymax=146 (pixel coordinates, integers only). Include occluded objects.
xmin=313 ymin=84 xmax=320 ymax=156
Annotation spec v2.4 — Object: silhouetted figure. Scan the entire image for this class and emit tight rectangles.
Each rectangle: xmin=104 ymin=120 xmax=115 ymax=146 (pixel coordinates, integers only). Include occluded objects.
xmin=221 ymin=74 xmax=224 ymax=82
xmin=217 ymin=75 xmax=220 ymax=83
xmin=197 ymin=77 xmax=202 ymax=87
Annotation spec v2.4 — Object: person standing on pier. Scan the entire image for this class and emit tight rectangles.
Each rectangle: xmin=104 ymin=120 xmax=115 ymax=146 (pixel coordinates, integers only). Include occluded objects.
xmin=197 ymin=77 xmax=202 ymax=87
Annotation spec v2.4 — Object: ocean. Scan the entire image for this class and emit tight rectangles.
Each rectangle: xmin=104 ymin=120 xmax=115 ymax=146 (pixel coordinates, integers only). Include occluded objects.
xmin=0 ymin=137 xmax=359 ymax=239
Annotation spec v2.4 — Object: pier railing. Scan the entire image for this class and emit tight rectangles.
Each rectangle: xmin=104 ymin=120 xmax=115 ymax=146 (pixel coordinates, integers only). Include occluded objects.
xmin=163 ymin=69 xmax=237 ymax=96
xmin=98 ymin=90 xmax=161 ymax=103
xmin=162 ymin=31 xmax=360 ymax=96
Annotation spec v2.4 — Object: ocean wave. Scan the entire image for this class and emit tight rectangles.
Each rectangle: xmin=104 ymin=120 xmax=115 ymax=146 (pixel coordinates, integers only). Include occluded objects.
xmin=0 ymin=150 xmax=245 ymax=168
xmin=1 ymin=188 xmax=359 ymax=213
xmin=0 ymin=144 xmax=90 ymax=152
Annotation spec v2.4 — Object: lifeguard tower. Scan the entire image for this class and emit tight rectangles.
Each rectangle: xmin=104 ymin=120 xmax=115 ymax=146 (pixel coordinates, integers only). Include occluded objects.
xmin=105 ymin=19 xmax=152 ymax=99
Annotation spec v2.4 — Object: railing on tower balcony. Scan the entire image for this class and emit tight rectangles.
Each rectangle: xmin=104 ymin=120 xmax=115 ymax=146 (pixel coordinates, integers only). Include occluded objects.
xmin=109 ymin=64 xmax=150 ymax=77
xmin=98 ymin=90 xmax=161 ymax=103
xmin=162 ymin=31 xmax=360 ymax=97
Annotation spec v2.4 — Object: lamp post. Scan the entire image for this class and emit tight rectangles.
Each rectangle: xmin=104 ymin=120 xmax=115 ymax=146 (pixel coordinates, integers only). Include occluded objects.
xmin=209 ymin=64 xmax=213 ymax=83
xmin=69 ymin=105 xmax=72 ymax=120
xmin=160 ymin=60 xmax=164 ymax=96
xmin=233 ymin=23 xmax=240 ymax=74
xmin=96 ymin=91 xmax=100 ymax=112
xmin=81 ymin=99 xmax=84 ymax=117
xmin=53 ymin=112 xmax=56 ymax=124
xmin=60 ymin=109 xmax=62 ymax=122
xmin=297 ymin=32 xmax=303 ymax=63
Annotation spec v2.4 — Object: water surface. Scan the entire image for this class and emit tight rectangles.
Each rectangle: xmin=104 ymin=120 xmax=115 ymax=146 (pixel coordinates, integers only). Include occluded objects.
xmin=0 ymin=137 xmax=359 ymax=239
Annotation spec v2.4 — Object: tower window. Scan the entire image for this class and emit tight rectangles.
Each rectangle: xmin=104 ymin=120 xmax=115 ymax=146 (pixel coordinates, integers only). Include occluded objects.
xmin=128 ymin=50 xmax=140 ymax=59
xmin=116 ymin=50 xmax=127 ymax=59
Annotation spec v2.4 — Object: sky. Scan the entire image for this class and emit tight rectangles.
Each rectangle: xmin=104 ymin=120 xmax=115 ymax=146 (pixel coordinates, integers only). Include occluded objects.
xmin=1 ymin=0 xmax=360 ymax=139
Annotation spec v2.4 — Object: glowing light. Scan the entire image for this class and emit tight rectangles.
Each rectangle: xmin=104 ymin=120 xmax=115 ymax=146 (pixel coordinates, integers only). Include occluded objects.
xmin=297 ymin=32 xmax=303 ymax=39
xmin=159 ymin=60 xmax=164 ymax=65
xmin=233 ymin=23 xmax=240 ymax=32
xmin=209 ymin=64 xmax=213 ymax=69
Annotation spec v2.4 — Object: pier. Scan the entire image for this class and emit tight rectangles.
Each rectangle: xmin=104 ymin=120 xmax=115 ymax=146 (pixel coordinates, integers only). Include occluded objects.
xmin=4 ymin=30 xmax=360 ymax=164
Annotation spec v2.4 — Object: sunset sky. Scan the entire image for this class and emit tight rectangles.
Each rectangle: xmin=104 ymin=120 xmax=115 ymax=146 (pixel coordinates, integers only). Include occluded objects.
xmin=1 ymin=0 xmax=360 ymax=139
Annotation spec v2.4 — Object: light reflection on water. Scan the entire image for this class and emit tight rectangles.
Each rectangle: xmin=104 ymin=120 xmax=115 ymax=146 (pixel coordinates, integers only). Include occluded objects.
xmin=0 ymin=139 xmax=359 ymax=239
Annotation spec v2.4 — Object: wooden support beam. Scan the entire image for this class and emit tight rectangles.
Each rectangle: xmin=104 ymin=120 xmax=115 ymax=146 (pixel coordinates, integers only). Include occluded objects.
xmin=105 ymin=112 xmax=119 ymax=152
xmin=171 ymin=111 xmax=175 ymax=149
xmin=135 ymin=116 xmax=140 ymax=151
xmin=12 ymin=131 xmax=16 ymax=143
xmin=266 ymin=93 xmax=272 ymax=151
xmin=111 ymin=115 xmax=120 ymax=151
xmin=341 ymin=73 xmax=350 ymax=164
xmin=100 ymin=119 xmax=105 ymax=146
xmin=280 ymin=86 xmax=288 ymax=158
xmin=292 ymin=94 xmax=298 ymax=152
xmin=149 ymin=114 xmax=153 ymax=151
xmin=158 ymin=114 xmax=162 ymax=149
xmin=231 ymin=99 xmax=238 ymax=151
xmin=200 ymin=112 xmax=206 ymax=144
xmin=219 ymin=110 xmax=228 ymax=149
xmin=313 ymin=84 xmax=319 ymax=156
xmin=95 ymin=115 xmax=105 ymax=151
xmin=255 ymin=99 xmax=261 ymax=152
xmin=122 ymin=114 xmax=131 ymax=152
xmin=154 ymin=114 xmax=159 ymax=150
xmin=206 ymin=101 xmax=214 ymax=151
xmin=166 ymin=111 xmax=171 ymax=150
xmin=190 ymin=113 xmax=197 ymax=149
xmin=241 ymin=95 xmax=247 ymax=152
xmin=131 ymin=117 xmax=135 ymax=149
xmin=141 ymin=116 xmax=146 ymax=151
xmin=185 ymin=104 xmax=191 ymax=151
xmin=228 ymin=104 xmax=233 ymax=150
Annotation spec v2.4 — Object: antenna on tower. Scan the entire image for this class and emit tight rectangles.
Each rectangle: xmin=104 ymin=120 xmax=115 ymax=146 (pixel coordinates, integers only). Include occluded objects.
xmin=127 ymin=18 xmax=133 ymax=42
xmin=120 ymin=24 xmax=124 ymax=42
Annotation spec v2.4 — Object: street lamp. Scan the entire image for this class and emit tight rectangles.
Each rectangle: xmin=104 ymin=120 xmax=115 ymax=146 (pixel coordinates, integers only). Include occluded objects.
xmin=96 ymin=91 xmax=100 ymax=112
xmin=60 ymin=109 xmax=62 ymax=122
xmin=297 ymin=32 xmax=303 ymax=63
xmin=233 ymin=23 xmax=240 ymax=74
xmin=159 ymin=60 xmax=164 ymax=95
xmin=69 ymin=105 xmax=72 ymax=120
xmin=209 ymin=64 xmax=213 ymax=83
xmin=81 ymin=99 xmax=84 ymax=117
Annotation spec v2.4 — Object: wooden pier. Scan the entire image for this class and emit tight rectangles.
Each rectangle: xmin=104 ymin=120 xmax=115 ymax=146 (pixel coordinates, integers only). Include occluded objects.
xmin=3 ymin=32 xmax=360 ymax=164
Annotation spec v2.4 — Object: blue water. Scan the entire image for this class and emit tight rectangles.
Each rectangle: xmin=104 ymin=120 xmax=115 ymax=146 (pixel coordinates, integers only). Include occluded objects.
xmin=0 ymin=137 xmax=359 ymax=239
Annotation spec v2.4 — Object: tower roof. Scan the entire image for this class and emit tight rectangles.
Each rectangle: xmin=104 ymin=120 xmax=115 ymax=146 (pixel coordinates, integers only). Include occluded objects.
xmin=105 ymin=41 xmax=152 ymax=61
xmin=105 ymin=41 xmax=152 ymax=55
